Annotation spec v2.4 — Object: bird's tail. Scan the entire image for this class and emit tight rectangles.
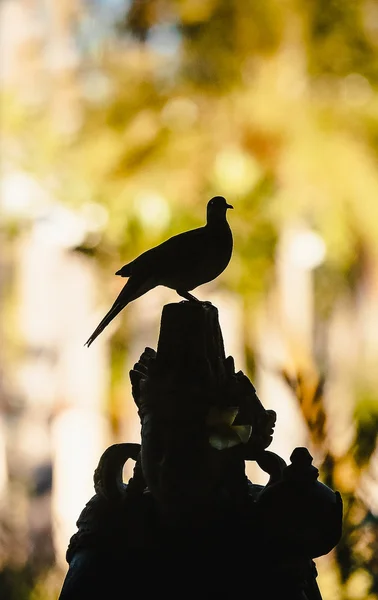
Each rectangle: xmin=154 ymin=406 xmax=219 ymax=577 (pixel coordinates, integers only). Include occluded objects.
xmin=84 ymin=302 xmax=125 ymax=347
xmin=85 ymin=277 xmax=156 ymax=347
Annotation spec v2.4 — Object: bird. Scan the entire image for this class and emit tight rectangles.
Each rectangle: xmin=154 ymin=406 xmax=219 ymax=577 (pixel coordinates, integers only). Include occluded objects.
xmin=84 ymin=196 xmax=233 ymax=347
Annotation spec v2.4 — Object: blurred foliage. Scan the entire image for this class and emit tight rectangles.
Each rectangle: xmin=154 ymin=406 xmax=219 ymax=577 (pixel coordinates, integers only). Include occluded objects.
xmin=2 ymin=0 xmax=378 ymax=598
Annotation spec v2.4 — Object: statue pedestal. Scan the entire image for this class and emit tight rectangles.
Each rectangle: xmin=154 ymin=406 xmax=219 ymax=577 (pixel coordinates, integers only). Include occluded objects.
xmin=59 ymin=302 xmax=342 ymax=599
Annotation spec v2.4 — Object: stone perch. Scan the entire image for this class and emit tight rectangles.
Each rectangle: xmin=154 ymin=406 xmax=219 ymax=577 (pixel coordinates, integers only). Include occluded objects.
xmin=59 ymin=301 xmax=343 ymax=599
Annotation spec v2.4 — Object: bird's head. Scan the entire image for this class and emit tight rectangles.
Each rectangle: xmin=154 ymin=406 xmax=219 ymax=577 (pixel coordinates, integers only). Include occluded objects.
xmin=207 ymin=196 xmax=233 ymax=222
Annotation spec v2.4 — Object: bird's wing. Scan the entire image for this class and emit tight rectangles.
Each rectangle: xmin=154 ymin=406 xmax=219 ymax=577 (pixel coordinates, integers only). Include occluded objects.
xmin=131 ymin=226 xmax=207 ymax=278
xmin=115 ymin=261 xmax=133 ymax=277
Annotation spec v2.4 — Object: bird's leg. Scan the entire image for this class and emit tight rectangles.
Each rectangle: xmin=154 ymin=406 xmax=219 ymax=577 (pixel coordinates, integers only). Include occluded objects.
xmin=176 ymin=289 xmax=200 ymax=302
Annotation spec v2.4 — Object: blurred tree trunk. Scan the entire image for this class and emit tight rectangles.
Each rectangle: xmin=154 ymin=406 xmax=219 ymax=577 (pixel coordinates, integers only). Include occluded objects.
xmin=45 ymin=0 xmax=83 ymax=133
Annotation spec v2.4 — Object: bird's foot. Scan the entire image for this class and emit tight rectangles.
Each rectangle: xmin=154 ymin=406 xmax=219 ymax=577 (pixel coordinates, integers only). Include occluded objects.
xmin=176 ymin=290 xmax=201 ymax=302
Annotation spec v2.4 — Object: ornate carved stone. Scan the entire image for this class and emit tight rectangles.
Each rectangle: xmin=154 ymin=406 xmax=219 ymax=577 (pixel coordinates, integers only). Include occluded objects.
xmin=59 ymin=302 xmax=342 ymax=599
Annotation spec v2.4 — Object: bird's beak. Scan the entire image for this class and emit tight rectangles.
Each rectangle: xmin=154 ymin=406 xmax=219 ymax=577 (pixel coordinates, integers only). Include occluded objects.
xmin=226 ymin=203 xmax=233 ymax=209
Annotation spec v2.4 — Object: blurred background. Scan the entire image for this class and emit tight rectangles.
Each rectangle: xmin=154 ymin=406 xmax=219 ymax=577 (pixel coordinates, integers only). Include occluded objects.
xmin=1 ymin=0 xmax=378 ymax=598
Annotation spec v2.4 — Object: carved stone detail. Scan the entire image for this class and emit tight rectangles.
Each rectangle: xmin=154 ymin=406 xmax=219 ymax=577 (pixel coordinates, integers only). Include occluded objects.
xmin=59 ymin=302 xmax=342 ymax=599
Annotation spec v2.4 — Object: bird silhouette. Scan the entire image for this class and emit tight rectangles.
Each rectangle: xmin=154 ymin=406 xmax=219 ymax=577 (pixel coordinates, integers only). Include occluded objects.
xmin=84 ymin=196 xmax=233 ymax=347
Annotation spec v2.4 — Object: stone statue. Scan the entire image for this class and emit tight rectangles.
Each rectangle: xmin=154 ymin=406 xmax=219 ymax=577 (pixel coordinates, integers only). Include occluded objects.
xmin=59 ymin=302 xmax=342 ymax=599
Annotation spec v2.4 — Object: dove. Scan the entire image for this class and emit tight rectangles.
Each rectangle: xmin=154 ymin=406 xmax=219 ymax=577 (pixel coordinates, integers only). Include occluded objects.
xmin=85 ymin=196 xmax=233 ymax=347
